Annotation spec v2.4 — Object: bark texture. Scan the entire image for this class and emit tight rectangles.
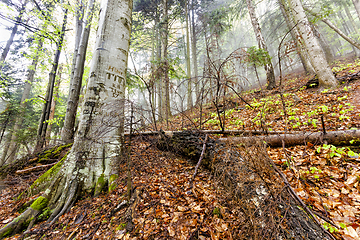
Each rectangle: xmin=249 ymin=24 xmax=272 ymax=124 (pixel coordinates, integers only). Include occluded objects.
xmin=288 ymin=0 xmax=338 ymax=89
xmin=0 ymin=0 xmax=132 ymax=237
xmin=157 ymin=131 xmax=333 ymax=239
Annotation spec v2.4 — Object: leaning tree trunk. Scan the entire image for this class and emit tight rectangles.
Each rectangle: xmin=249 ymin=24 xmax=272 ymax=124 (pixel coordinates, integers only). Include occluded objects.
xmin=61 ymin=0 xmax=95 ymax=144
xmin=0 ymin=0 xmax=27 ymax=63
xmin=288 ymin=0 xmax=338 ymax=89
xmin=34 ymin=9 xmax=68 ymax=153
xmin=352 ymin=0 xmax=360 ymax=22
xmin=246 ymin=0 xmax=276 ymax=90
xmin=304 ymin=7 xmax=360 ymax=51
xmin=0 ymin=0 xmax=132 ymax=237
xmin=157 ymin=131 xmax=334 ymax=239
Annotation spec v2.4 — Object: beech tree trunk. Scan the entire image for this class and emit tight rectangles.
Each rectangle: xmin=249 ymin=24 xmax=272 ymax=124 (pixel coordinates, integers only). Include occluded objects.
xmin=157 ymin=131 xmax=333 ymax=239
xmin=246 ymin=0 xmax=276 ymax=90
xmin=0 ymin=0 xmax=132 ymax=237
xmin=288 ymin=0 xmax=338 ymax=89
xmin=61 ymin=0 xmax=95 ymax=143
xmin=278 ymin=0 xmax=314 ymax=74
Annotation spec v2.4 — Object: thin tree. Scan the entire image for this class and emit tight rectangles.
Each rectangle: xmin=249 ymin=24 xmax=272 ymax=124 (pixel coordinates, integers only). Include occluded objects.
xmin=0 ymin=0 xmax=132 ymax=237
xmin=246 ymin=0 xmax=276 ymax=90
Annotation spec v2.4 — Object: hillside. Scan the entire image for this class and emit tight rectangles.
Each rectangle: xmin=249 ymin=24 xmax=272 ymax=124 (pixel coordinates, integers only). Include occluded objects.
xmin=1 ymin=58 xmax=360 ymax=239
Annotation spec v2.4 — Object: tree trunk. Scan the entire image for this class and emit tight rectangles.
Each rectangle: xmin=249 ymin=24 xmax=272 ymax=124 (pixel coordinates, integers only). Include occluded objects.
xmin=4 ymin=39 xmax=44 ymax=164
xmin=160 ymin=0 xmax=171 ymax=122
xmin=246 ymin=0 xmax=276 ymax=90
xmin=191 ymin=0 xmax=199 ymax=104
xmin=34 ymin=9 xmax=68 ymax=153
xmin=185 ymin=0 xmax=192 ymax=109
xmin=343 ymin=2 xmax=360 ymax=37
xmin=352 ymin=0 xmax=360 ymax=22
xmin=0 ymin=0 xmax=27 ymax=63
xmin=0 ymin=0 xmax=132 ymax=237
xmin=304 ymin=7 xmax=360 ymax=51
xmin=288 ymin=0 xmax=338 ymax=89
xmin=61 ymin=0 xmax=95 ymax=143
xmin=45 ymin=66 xmax=62 ymax=146
xmin=157 ymin=131 xmax=333 ymax=239
xmin=279 ymin=0 xmax=314 ymax=74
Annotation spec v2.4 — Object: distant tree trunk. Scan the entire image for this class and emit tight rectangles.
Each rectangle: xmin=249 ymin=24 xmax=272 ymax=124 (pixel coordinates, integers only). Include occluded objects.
xmin=288 ymin=0 xmax=338 ymax=88
xmin=185 ymin=0 xmax=192 ymax=109
xmin=61 ymin=0 xmax=95 ymax=144
xmin=314 ymin=27 xmax=334 ymax=63
xmin=246 ymin=0 xmax=276 ymax=90
xmin=352 ymin=0 xmax=360 ymax=22
xmin=0 ymin=0 xmax=27 ymax=63
xmin=45 ymin=65 xmax=62 ymax=146
xmin=161 ymin=0 xmax=171 ymax=122
xmin=191 ymin=0 xmax=199 ymax=104
xmin=0 ymin=0 xmax=132 ymax=237
xmin=69 ymin=0 xmax=84 ymax=82
xmin=343 ymin=2 xmax=360 ymax=36
xmin=34 ymin=9 xmax=68 ymax=153
xmin=3 ymin=39 xmax=43 ymax=164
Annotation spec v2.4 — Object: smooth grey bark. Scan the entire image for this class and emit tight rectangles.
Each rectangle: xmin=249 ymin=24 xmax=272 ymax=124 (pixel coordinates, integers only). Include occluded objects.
xmin=61 ymin=0 xmax=95 ymax=143
xmin=34 ymin=9 xmax=68 ymax=153
xmin=69 ymin=0 xmax=85 ymax=82
xmin=246 ymin=0 xmax=276 ymax=90
xmin=278 ymin=0 xmax=314 ymax=73
xmin=0 ymin=0 xmax=132 ymax=237
xmin=0 ymin=0 xmax=27 ymax=63
xmin=304 ymin=7 xmax=360 ymax=51
xmin=343 ymin=2 xmax=360 ymax=36
xmin=3 ymin=39 xmax=44 ymax=164
xmin=288 ymin=0 xmax=338 ymax=88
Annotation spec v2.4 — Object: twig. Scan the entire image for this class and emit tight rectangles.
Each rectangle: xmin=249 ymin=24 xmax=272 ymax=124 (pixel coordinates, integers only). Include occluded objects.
xmin=321 ymin=115 xmax=326 ymax=135
xmin=189 ymin=134 xmax=208 ymax=188
xmin=15 ymin=162 xmax=57 ymax=175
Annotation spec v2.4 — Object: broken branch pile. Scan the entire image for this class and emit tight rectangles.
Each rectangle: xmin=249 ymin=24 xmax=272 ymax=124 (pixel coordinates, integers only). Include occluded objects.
xmin=157 ymin=131 xmax=334 ymax=239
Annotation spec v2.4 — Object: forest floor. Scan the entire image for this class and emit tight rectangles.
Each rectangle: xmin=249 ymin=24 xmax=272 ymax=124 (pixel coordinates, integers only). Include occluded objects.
xmin=1 ymin=57 xmax=360 ymax=239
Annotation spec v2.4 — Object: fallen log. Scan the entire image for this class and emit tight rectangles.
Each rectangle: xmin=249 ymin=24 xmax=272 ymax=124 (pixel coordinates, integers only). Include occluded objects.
xmin=15 ymin=162 xmax=57 ymax=175
xmin=125 ymin=129 xmax=285 ymax=136
xmin=157 ymin=131 xmax=335 ymax=239
xmin=218 ymin=129 xmax=360 ymax=147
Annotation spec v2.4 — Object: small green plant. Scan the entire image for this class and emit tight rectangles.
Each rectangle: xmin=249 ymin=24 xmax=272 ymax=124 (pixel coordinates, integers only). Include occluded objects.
xmin=322 ymin=222 xmax=338 ymax=233
xmin=213 ymin=207 xmax=221 ymax=217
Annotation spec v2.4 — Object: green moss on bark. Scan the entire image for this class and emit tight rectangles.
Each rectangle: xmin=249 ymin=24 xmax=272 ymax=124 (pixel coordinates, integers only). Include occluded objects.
xmin=109 ymin=174 xmax=118 ymax=192
xmin=95 ymin=174 xmax=107 ymax=196
xmin=30 ymin=196 xmax=48 ymax=211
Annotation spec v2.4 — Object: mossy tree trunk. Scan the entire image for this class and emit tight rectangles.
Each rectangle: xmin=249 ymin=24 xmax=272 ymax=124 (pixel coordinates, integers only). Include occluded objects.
xmin=0 ymin=0 xmax=132 ymax=237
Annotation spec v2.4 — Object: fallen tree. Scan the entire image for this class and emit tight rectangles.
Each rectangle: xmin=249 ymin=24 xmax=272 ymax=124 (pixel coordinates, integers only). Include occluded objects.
xmin=157 ymin=131 xmax=335 ymax=239
xmin=218 ymin=129 xmax=360 ymax=147
xmin=306 ymin=70 xmax=360 ymax=88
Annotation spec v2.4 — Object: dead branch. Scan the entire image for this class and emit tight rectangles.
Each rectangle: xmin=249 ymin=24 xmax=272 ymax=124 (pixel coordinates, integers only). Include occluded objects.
xmin=15 ymin=162 xmax=57 ymax=175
